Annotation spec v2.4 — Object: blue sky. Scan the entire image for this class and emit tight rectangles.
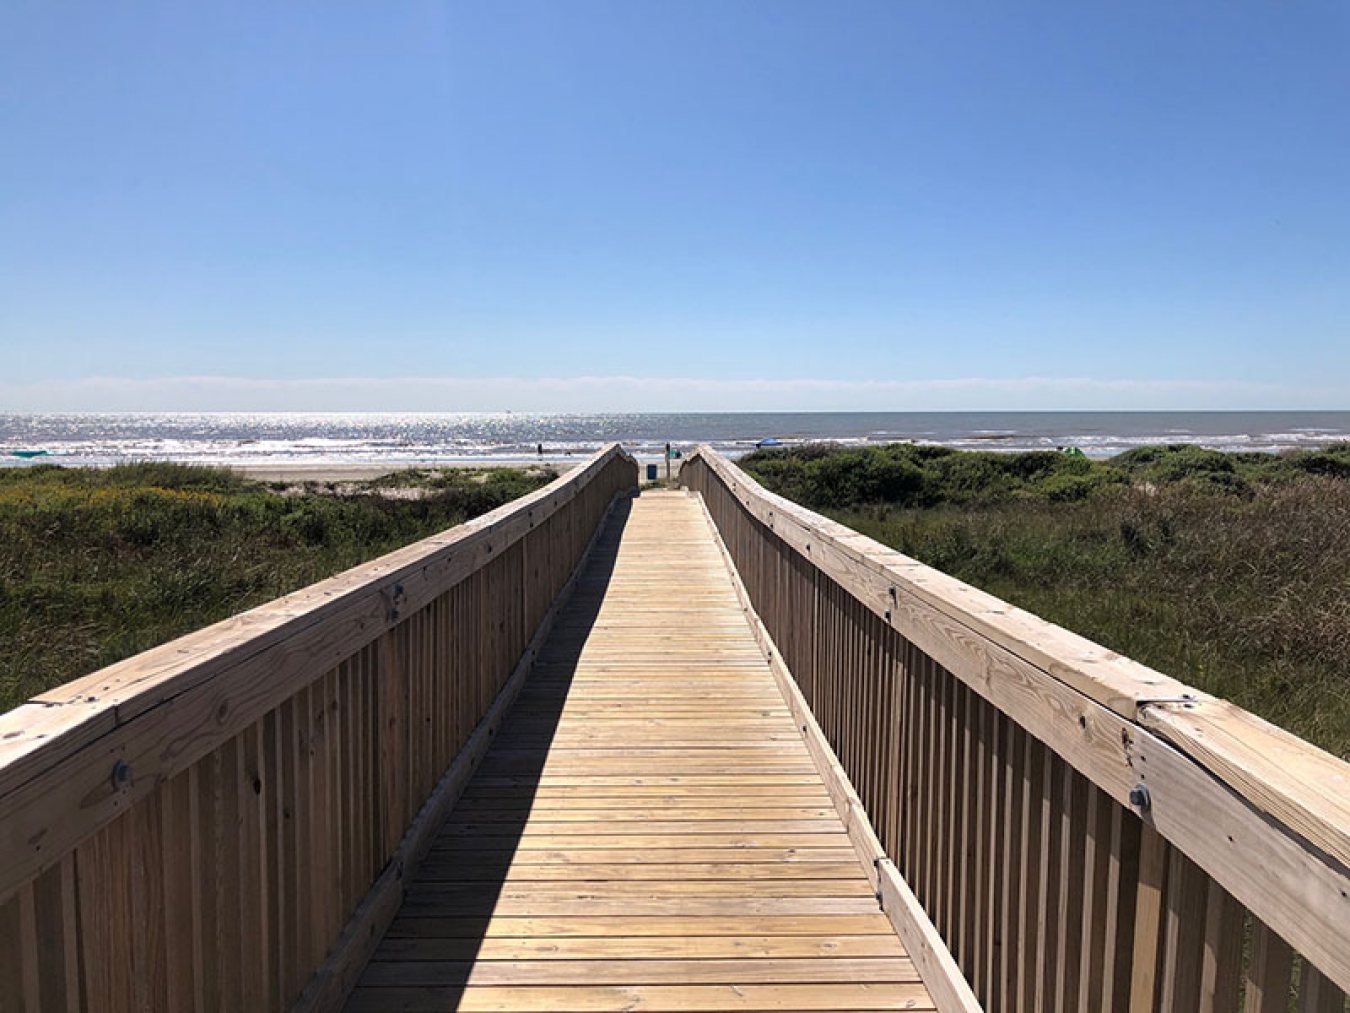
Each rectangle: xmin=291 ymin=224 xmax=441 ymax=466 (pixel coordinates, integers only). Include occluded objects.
xmin=2 ymin=1 xmax=1347 ymax=411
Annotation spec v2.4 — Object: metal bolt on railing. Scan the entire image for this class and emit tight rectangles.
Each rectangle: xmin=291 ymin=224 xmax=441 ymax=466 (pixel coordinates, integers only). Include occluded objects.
xmin=1129 ymin=783 xmax=1152 ymax=813
xmin=110 ymin=760 xmax=133 ymax=792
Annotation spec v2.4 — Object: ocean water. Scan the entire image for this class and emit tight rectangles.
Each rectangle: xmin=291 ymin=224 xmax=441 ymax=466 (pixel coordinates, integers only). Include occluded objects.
xmin=1 ymin=411 xmax=1347 ymax=468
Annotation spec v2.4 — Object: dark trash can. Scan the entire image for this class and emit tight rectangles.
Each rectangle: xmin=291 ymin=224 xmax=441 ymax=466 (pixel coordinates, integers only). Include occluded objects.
xmin=646 ymin=464 xmax=658 ymax=480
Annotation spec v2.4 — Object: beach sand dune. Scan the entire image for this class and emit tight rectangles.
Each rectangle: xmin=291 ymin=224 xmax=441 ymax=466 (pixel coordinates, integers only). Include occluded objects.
xmin=226 ymin=460 xmax=582 ymax=484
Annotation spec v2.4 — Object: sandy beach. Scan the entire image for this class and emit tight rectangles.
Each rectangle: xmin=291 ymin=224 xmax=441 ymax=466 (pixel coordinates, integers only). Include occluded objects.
xmin=225 ymin=455 xmax=683 ymax=485
xmin=225 ymin=459 xmax=585 ymax=484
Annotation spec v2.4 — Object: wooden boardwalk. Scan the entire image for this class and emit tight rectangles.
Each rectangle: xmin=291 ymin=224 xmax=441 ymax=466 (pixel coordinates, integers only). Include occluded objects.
xmin=345 ymin=490 xmax=934 ymax=1012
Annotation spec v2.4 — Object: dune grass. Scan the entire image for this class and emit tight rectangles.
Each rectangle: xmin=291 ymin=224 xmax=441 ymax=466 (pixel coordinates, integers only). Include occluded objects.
xmin=0 ymin=462 xmax=555 ymax=711
xmin=742 ymin=443 xmax=1350 ymax=758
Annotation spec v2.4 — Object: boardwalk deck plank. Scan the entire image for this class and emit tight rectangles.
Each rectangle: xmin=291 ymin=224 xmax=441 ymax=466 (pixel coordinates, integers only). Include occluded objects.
xmin=346 ymin=491 xmax=933 ymax=1012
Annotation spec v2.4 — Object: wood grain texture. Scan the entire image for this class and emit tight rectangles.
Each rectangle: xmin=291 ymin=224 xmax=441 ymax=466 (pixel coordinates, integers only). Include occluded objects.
xmin=344 ymin=491 xmax=934 ymax=1013
xmin=682 ymin=445 xmax=1188 ymax=718
xmin=0 ymin=448 xmax=638 ymax=1012
xmin=0 ymin=446 xmax=637 ymax=869
xmin=8 ymin=439 xmax=1346 ymax=1010
xmin=683 ymin=444 xmax=1350 ymax=1005
xmin=692 ymin=480 xmax=976 ymax=1010
xmin=685 ymin=445 xmax=1350 ymax=886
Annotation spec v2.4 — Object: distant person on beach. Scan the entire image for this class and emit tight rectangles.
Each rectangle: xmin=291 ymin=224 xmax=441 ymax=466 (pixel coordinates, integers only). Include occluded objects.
xmin=537 ymin=443 xmax=543 ymax=456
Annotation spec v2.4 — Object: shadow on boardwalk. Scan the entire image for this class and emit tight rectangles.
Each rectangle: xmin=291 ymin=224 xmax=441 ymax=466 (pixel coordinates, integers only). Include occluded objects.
xmin=348 ymin=497 xmax=631 ymax=1006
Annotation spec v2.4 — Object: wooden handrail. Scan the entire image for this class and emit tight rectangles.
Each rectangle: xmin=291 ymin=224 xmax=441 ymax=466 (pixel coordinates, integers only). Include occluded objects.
xmin=0 ymin=445 xmax=634 ymax=788
xmin=683 ymin=443 xmax=1350 ymax=1005
xmin=0 ymin=444 xmax=639 ymax=1011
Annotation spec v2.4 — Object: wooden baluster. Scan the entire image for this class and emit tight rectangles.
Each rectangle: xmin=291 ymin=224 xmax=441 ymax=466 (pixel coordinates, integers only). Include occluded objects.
xmin=1127 ymin=822 xmax=1167 ymax=1013
xmin=1298 ymin=964 xmax=1347 ymax=1013
xmin=998 ymin=720 xmax=1025 ymax=1013
xmin=1160 ymin=848 xmax=1207 ymax=1010
xmin=1244 ymin=921 xmax=1294 ymax=1013
xmin=1198 ymin=879 xmax=1243 ymax=1013
xmin=1077 ymin=785 xmax=1112 ymax=1010
xmin=1017 ymin=735 xmax=1045 ymax=1013
xmin=1054 ymin=767 xmax=1088 ymax=1010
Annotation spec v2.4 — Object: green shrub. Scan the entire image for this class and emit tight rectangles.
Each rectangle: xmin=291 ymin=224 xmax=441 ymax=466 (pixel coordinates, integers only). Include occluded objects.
xmin=1038 ymin=473 xmax=1099 ymax=502
xmin=743 ymin=441 xmax=1343 ymax=511
xmin=1289 ymin=445 xmax=1350 ymax=479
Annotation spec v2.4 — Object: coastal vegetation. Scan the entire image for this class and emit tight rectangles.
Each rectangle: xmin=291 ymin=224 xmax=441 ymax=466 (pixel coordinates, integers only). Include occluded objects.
xmin=0 ymin=462 xmax=555 ymax=710
xmin=741 ymin=442 xmax=1350 ymax=758
xmin=6 ymin=446 xmax=1348 ymax=759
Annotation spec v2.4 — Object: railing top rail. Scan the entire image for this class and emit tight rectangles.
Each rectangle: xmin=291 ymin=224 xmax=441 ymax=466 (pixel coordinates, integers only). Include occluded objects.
xmin=690 ymin=446 xmax=1196 ymax=717
xmin=0 ymin=444 xmax=636 ymax=799
xmin=685 ymin=443 xmax=1350 ymax=987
